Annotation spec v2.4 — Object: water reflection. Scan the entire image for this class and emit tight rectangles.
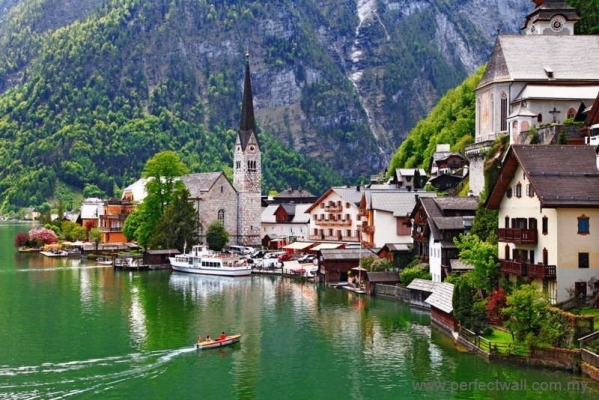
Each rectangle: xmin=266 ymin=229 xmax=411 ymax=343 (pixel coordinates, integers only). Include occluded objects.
xmin=168 ymin=272 xmax=252 ymax=299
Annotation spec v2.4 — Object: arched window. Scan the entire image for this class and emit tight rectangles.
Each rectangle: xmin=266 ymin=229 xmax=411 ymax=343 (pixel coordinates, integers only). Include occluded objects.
xmin=218 ymin=209 xmax=225 ymax=225
xmin=537 ymin=113 xmax=543 ymax=124
xmin=566 ymin=107 xmax=576 ymax=120
xmin=500 ymin=93 xmax=508 ymax=131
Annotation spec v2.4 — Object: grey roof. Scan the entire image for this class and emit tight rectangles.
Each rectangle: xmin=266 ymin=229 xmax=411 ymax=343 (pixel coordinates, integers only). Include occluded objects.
xmin=369 ymin=191 xmax=437 ymax=216
xmin=146 ymin=249 xmax=181 ymax=255
xmin=407 ymin=278 xmax=438 ymax=293
xmin=425 ymin=282 xmax=454 ymax=314
xmin=181 ymin=172 xmax=231 ymax=197
xmin=478 ymin=35 xmax=599 ymax=89
xmin=382 ymin=243 xmax=412 ymax=252
xmin=450 ymin=259 xmax=474 ymax=271
xmin=331 ymin=186 xmax=366 ymax=205
xmin=419 ymin=197 xmax=479 ymax=241
xmin=487 ymin=145 xmax=599 ymax=208
xmin=261 ymin=204 xmax=280 ymax=223
xmin=366 ymin=272 xmax=400 ymax=283
xmin=319 ymin=248 xmax=373 ymax=260
xmin=433 ymin=216 xmax=468 ymax=230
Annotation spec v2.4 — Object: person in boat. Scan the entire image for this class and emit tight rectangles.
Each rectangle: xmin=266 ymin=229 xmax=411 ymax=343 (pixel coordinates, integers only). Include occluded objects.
xmin=219 ymin=331 xmax=226 ymax=340
xmin=197 ymin=336 xmax=203 ymax=343
xmin=205 ymin=334 xmax=212 ymax=342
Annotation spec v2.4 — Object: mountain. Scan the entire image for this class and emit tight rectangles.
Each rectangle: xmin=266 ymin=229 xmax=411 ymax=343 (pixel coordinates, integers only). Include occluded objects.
xmin=0 ymin=0 xmax=531 ymax=212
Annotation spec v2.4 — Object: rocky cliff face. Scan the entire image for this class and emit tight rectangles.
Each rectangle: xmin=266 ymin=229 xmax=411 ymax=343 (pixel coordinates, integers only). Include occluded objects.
xmin=0 ymin=0 xmax=532 ymax=181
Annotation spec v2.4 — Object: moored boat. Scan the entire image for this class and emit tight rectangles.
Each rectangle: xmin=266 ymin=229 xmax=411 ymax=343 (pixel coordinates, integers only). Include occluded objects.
xmin=195 ymin=334 xmax=241 ymax=350
xmin=40 ymin=250 xmax=69 ymax=257
xmin=169 ymin=245 xmax=251 ymax=277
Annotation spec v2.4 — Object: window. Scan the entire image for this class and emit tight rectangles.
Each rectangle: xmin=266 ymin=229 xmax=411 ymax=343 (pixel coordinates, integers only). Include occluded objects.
xmin=543 ymin=248 xmax=548 ymax=265
xmin=218 ymin=209 xmax=225 ymax=225
xmin=537 ymin=113 xmax=543 ymax=124
xmin=515 ymin=183 xmax=522 ymax=198
xmin=578 ymin=216 xmax=590 ymax=235
xmin=504 ymin=245 xmax=510 ymax=260
xmin=505 ymin=216 xmax=510 ymax=228
xmin=528 ymin=218 xmax=537 ymax=230
xmin=542 ymin=216 xmax=548 ymax=235
xmin=500 ymin=93 xmax=508 ymax=131
xmin=506 ymin=187 xmax=513 ymax=198
xmin=527 ymin=184 xmax=534 ymax=197
xmin=579 ymin=252 xmax=589 ymax=269
xmin=567 ymin=107 xmax=576 ymax=120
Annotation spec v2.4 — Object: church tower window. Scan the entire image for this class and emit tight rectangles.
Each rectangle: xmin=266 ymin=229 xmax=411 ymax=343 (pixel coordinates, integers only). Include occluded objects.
xmin=500 ymin=93 xmax=507 ymax=132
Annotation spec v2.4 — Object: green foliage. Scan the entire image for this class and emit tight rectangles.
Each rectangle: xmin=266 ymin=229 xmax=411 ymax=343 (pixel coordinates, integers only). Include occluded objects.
xmin=147 ymin=187 xmax=200 ymax=251
xmin=452 ymin=273 xmax=487 ymax=334
xmin=502 ymin=284 xmax=553 ymax=344
xmin=88 ymin=227 xmax=101 ymax=250
xmin=388 ymin=67 xmax=483 ymax=173
xmin=470 ymin=202 xmax=498 ymax=244
xmin=125 ymin=151 xmax=189 ymax=248
xmin=60 ymin=220 xmax=86 ymax=241
xmin=453 ymin=233 xmax=500 ymax=294
xmin=399 ymin=264 xmax=431 ymax=286
xmin=206 ymin=221 xmax=229 ymax=251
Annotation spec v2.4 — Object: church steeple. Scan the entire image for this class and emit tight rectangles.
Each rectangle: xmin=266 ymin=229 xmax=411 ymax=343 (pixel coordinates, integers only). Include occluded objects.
xmin=523 ymin=0 xmax=579 ymax=35
xmin=238 ymin=51 xmax=257 ymax=150
xmin=233 ymin=52 xmax=261 ymax=246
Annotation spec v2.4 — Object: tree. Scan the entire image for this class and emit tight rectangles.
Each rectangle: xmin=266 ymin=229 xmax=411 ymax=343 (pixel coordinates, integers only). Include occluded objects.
xmin=453 ymin=233 xmax=500 ymax=294
xmin=147 ymin=187 xmax=200 ymax=251
xmin=14 ymin=232 xmax=29 ymax=247
xmin=132 ymin=151 xmax=189 ymax=247
xmin=206 ymin=221 xmax=229 ymax=251
xmin=502 ymin=284 xmax=551 ymax=344
xmin=28 ymin=227 xmax=58 ymax=245
xmin=88 ymin=227 xmax=102 ymax=251
xmin=399 ymin=264 xmax=431 ymax=286
xmin=452 ymin=274 xmax=487 ymax=334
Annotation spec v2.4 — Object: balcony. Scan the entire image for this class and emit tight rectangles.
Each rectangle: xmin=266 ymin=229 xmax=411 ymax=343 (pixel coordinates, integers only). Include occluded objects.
xmin=324 ymin=204 xmax=343 ymax=212
xmin=498 ymin=228 xmax=538 ymax=244
xmin=500 ymin=260 xmax=556 ymax=279
xmin=362 ymin=225 xmax=375 ymax=234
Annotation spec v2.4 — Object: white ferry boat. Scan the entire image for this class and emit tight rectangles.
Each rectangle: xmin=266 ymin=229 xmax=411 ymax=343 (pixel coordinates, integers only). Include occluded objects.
xmin=169 ymin=245 xmax=252 ymax=277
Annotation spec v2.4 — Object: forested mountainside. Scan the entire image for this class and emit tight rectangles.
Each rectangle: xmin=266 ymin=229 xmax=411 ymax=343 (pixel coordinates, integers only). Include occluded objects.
xmin=0 ymin=0 xmax=532 ymax=212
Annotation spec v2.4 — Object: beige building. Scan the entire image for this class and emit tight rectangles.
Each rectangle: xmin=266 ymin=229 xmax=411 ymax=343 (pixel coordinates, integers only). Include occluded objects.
xmin=486 ymin=145 xmax=599 ymax=304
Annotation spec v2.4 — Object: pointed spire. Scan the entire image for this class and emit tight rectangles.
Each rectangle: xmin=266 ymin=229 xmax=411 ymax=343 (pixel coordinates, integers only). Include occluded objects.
xmin=239 ymin=51 xmax=256 ymax=134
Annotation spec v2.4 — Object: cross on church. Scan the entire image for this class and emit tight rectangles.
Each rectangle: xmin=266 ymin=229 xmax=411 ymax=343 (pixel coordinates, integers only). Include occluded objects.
xmin=549 ymin=107 xmax=561 ymax=123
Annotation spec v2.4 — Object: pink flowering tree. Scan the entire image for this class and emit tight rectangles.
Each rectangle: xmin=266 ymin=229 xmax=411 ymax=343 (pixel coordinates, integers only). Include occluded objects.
xmin=28 ymin=227 xmax=58 ymax=245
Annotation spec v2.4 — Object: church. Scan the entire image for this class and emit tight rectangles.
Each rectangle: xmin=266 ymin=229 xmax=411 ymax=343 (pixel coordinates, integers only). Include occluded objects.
xmin=184 ymin=54 xmax=262 ymax=246
xmin=122 ymin=54 xmax=262 ymax=247
xmin=467 ymin=0 xmax=599 ymax=195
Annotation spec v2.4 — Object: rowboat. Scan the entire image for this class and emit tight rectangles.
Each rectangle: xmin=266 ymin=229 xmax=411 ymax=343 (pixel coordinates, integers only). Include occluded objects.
xmin=195 ymin=334 xmax=241 ymax=350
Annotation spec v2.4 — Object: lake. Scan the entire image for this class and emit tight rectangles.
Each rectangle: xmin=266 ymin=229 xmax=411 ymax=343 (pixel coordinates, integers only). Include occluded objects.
xmin=0 ymin=222 xmax=595 ymax=399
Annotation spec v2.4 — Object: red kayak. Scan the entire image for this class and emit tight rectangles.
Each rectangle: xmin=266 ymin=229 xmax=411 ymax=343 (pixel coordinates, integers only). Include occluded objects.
xmin=195 ymin=334 xmax=241 ymax=349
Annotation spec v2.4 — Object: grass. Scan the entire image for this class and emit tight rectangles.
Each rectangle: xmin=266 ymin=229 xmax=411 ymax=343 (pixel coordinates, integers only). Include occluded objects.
xmin=570 ymin=306 xmax=599 ymax=319
xmin=482 ymin=326 xmax=513 ymax=343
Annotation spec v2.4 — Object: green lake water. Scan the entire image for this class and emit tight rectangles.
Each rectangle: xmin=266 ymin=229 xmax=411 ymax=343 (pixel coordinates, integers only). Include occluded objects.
xmin=0 ymin=222 xmax=596 ymax=399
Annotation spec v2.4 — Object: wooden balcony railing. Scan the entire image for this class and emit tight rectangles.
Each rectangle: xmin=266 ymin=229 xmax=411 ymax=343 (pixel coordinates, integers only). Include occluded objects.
xmin=500 ymin=259 xmax=556 ymax=278
xmin=498 ymin=228 xmax=538 ymax=244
